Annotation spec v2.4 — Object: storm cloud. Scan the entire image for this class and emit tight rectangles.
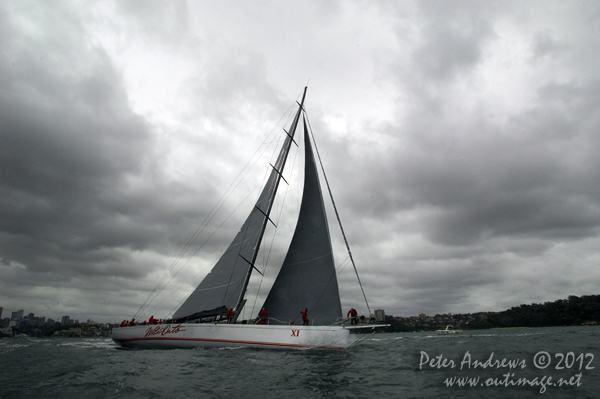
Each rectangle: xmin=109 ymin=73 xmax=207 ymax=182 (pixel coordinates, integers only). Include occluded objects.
xmin=1 ymin=0 xmax=600 ymax=322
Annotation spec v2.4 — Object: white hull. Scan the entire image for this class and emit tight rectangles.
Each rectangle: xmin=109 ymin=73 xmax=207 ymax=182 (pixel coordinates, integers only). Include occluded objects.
xmin=112 ymin=323 xmax=362 ymax=350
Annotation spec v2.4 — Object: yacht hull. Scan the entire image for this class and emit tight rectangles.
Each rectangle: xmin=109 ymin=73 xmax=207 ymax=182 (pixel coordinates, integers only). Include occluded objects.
xmin=112 ymin=323 xmax=358 ymax=350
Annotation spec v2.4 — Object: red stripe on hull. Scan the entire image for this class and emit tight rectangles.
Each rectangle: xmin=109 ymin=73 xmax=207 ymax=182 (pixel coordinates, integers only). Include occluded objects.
xmin=112 ymin=336 xmax=346 ymax=350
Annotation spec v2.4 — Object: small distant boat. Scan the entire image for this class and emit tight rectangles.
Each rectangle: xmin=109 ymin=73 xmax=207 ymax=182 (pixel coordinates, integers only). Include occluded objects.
xmin=436 ymin=325 xmax=462 ymax=335
xmin=112 ymin=87 xmax=387 ymax=349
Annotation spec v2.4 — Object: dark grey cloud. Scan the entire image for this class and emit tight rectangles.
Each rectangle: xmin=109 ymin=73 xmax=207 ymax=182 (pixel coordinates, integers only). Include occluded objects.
xmin=0 ymin=2 xmax=211 ymax=321
xmin=311 ymin=1 xmax=600 ymax=316
xmin=2 ymin=1 xmax=600 ymax=322
xmin=412 ymin=0 xmax=497 ymax=81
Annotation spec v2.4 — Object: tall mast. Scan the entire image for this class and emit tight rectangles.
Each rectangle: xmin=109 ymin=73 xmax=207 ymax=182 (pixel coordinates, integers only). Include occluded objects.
xmin=233 ymin=87 xmax=308 ymax=318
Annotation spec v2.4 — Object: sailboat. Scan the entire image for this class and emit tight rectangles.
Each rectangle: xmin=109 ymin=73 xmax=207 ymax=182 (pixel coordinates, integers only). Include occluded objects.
xmin=112 ymin=87 xmax=385 ymax=349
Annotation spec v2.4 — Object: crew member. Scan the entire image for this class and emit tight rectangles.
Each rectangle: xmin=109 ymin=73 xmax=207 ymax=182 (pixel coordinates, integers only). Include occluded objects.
xmin=301 ymin=308 xmax=309 ymax=325
xmin=347 ymin=308 xmax=358 ymax=325
xmin=128 ymin=319 xmax=136 ymax=326
xmin=259 ymin=308 xmax=268 ymax=325
xmin=226 ymin=308 xmax=234 ymax=324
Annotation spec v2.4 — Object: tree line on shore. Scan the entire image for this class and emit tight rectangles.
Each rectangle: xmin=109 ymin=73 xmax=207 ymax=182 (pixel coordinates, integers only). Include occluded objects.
xmin=384 ymin=294 xmax=600 ymax=332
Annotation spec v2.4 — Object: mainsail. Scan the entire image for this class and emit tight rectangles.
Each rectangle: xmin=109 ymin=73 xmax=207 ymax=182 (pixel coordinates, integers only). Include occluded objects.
xmin=173 ymin=88 xmax=307 ymax=321
xmin=260 ymin=117 xmax=342 ymax=325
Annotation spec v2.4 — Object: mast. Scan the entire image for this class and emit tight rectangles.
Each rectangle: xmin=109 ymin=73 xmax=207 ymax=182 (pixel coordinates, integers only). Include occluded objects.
xmin=172 ymin=87 xmax=307 ymax=322
xmin=232 ymin=87 xmax=308 ymax=319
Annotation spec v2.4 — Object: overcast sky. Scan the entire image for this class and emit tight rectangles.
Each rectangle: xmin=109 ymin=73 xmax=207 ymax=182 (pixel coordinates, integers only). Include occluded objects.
xmin=2 ymin=1 xmax=600 ymax=323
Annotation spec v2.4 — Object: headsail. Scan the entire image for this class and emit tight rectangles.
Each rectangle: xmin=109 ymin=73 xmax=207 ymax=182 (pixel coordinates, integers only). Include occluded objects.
xmin=173 ymin=88 xmax=308 ymax=321
xmin=260 ymin=116 xmax=342 ymax=325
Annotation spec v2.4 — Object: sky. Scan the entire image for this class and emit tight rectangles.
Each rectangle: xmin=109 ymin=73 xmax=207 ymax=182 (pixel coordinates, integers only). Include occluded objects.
xmin=1 ymin=0 xmax=600 ymax=323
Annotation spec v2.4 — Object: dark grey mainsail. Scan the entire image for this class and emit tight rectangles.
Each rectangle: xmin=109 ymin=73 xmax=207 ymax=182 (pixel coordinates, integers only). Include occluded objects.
xmin=173 ymin=88 xmax=307 ymax=321
xmin=260 ymin=117 xmax=342 ymax=325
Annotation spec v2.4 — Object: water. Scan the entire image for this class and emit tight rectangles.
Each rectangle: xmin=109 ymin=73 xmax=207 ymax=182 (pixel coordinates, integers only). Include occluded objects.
xmin=1 ymin=326 xmax=598 ymax=398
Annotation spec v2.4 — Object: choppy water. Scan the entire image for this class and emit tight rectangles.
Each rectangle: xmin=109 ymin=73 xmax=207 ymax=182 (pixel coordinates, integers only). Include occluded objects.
xmin=1 ymin=326 xmax=598 ymax=398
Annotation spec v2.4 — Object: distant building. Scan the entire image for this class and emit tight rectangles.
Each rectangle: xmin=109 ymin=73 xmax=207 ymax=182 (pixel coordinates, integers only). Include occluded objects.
xmin=374 ymin=309 xmax=385 ymax=322
xmin=11 ymin=309 xmax=24 ymax=321
xmin=0 ymin=307 xmax=3 ymax=319
xmin=61 ymin=315 xmax=70 ymax=325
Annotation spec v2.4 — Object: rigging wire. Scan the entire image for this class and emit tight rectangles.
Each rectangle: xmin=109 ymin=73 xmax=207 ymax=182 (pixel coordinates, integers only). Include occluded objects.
xmin=132 ymin=104 xmax=297 ymax=320
xmin=335 ymin=257 xmax=351 ymax=274
xmin=135 ymin=156 xmax=268 ymax=320
xmin=304 ymin=113 xmax=372 ymax=316
xmin=149 ymin=178 xmax=266 ymax=318
xmin=167 ymin=104 xmax=298 ymax=319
